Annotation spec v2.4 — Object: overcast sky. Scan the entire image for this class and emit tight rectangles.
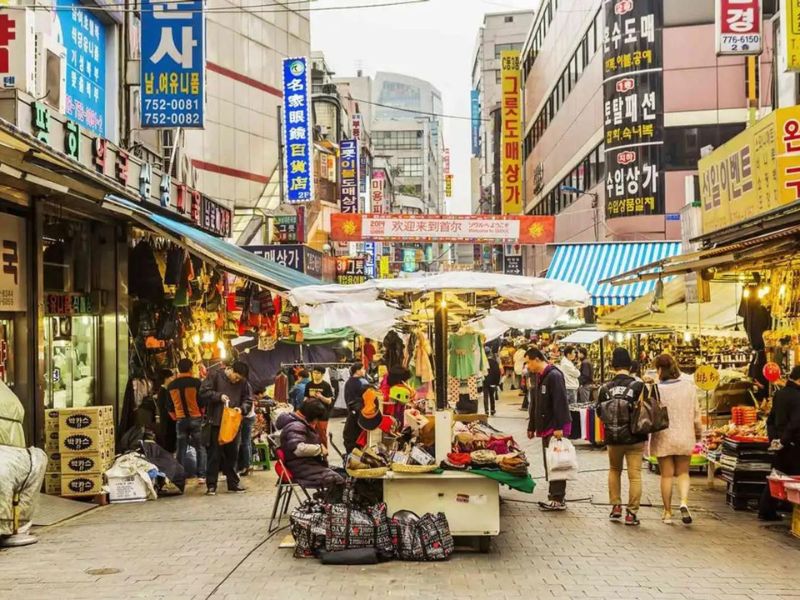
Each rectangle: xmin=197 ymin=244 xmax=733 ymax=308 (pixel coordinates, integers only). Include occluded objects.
xmin=311 ymin=0 xmax=538 ymax=214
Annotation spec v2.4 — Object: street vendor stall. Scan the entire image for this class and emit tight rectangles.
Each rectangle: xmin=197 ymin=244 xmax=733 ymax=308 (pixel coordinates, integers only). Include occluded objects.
xmin=290 ymin=272 xmax=589 ymax=547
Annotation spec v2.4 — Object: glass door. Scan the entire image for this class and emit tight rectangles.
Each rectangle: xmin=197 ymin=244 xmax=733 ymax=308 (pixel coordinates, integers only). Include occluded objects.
xmin=44 ymin=316 xmax=98 ymax=408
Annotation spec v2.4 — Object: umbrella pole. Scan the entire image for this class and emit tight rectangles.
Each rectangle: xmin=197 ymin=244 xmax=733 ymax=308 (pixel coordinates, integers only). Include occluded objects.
xmin=433 ymin=291 xmax=448 ymax=410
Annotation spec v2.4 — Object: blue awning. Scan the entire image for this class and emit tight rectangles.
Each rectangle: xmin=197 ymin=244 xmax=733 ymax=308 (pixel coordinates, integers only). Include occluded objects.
xmin=546 ymin=242 xmax=682 ymax=306
xmin=105 ymin=196 xmax=320 ymax=291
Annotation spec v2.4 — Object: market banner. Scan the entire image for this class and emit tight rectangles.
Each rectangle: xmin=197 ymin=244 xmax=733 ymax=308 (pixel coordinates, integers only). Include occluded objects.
xmin=471 ymin=89 xmax=481 ymax=157
xmin=141 ymin=0 xmax=205 ymax=128
xmin=500 ymin=50 xmax=522 ymax=214
xmin=698 ymin=105 xmax=800 ymax=233
xmin=602 ymin=0 xmax=664 ymax=219
xmin=785 ymin=0 xmax=800 ymax=70
xmin=339 ymin=139 xmax=359 ymax=213
xmin=282 ymin=57 xmax=313 ymax=203
xmin=330 ymin=213 xmax=555 ymax=244
xmin=715 ymin=0 xmax=763 ymax=55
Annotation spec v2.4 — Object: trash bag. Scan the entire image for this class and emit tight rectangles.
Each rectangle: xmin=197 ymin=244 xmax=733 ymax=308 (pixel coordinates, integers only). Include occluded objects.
xmin=139 ymin=440 xmax=186 ymax=494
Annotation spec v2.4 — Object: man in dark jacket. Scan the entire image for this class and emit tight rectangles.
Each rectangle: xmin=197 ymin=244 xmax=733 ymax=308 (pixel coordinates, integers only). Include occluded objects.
xmin=578 ymin=347 xmax=594 ymax=404
xmin=759 ymin=365 xmax=800 ymax=520
xmin=526 ymin=348 xmax=571 ymax=511
xmin=276 ymin=400 xmax=345 ymax=488
xmin=596 ymin=348 xmax=647 ymax=526
xmin=199 ymin=361 xmax=252 ymax=495
xmin=342 ymin=363 xmax=367 ymax=453
xmin=168 ymin=358 xmax=206 ymax=482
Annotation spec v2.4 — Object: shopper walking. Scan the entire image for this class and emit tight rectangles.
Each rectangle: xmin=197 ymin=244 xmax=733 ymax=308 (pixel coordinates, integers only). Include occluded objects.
xmin=343 ymin=363 xmax=367 ymax=453
xmin=484 ymin=350 xmax=501 ymax=416
xmin=525 ymin=348 xmax=571 ymax=511
xmin=577 ymin=347 xmax=594 ymax=404
xmin=168 ymin=358 xmax=206 ymax=483
xmin=597 ymin=348 xmax=647 ymax=526
xmin=304 ymin=366 xmax=334 ymax=448
xmin=237 ymin=388 xmax=259 ymax=476
xmin=759 ymin=365 xmax=800 ymax=520
xmin=199 ymin=361 xmax=252 ymax=495
xmin=289 ymin=369 xmax=310 ymax=409
xmin=560 ymin=346 xmax=581 ymax=406
xmin=649 ymin=354 xmax=702 ymax=525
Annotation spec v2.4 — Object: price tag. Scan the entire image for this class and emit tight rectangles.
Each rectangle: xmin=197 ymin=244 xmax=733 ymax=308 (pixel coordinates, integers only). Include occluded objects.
xmin=694 ymin=364 xmax=720 ymax=391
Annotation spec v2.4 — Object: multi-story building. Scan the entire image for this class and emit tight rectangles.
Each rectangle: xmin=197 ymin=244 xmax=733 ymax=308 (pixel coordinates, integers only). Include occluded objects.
xmin=470 ymin=10 xmax=535 ymax=215
xmin=520 ymin=0 xmax=775 ymax=275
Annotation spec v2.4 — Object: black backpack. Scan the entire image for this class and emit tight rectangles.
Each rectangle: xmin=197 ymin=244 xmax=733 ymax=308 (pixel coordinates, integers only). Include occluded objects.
xmin=598 ymin=380 xmax=641 ymax=445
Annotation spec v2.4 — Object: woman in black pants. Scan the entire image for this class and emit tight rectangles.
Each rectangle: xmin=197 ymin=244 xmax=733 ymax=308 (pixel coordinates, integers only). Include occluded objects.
xmin=484 ymin=351 xmax=502 ymax=416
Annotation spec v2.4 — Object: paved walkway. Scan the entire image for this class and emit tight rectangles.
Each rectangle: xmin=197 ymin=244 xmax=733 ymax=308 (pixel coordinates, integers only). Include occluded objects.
xmin=2 ymin=390 xmax=799 ymax=600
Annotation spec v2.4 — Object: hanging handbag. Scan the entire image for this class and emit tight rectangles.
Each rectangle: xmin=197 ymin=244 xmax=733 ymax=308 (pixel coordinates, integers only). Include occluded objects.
xmin=631 ymin=382 xmax=670 ymax=436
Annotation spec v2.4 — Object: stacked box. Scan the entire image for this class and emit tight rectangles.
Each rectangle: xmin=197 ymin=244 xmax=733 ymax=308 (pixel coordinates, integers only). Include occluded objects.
xmin=56 ymin=407 xmax=115 ymax=497
xmin=43 ymin=410 xmax=62 ymax=494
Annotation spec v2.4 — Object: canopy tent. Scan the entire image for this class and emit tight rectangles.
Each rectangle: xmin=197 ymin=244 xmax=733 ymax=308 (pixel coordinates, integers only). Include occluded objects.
xmin=546 ymin=241 xmax=682 ymax=306
xmin=477 ymin=306 xmax=570 ymax=341
xmin=105 ymin=196 xmax=320 ymax=292
xmin=301 ymin=301 xmax=407 ymax=341
xmin=558 ymin=330 xmax=610 ymax=345
xmin=289 ymin=271 xmax=590 ymax=308
xmin=597 ymin=279 xmax=744 ymax=335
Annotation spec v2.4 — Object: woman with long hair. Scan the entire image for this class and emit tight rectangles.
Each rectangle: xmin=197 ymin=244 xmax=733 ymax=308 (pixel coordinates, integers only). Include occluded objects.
xmin=649 ymin=354 xmax=702 ymax=525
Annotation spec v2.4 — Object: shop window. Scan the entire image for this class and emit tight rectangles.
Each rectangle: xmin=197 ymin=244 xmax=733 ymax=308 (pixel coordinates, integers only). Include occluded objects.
xmin=504 ymin=15 xmax=513 ymax=23
xmin=43 ymin=218 xmax=92 ymax=293
xmin=44 ymin=315 xmax=98 ymax=408
xmin=664 ymin=124 xmax=746 ymax=170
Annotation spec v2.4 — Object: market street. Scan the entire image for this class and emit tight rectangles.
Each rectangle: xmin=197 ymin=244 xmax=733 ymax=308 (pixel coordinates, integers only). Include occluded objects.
xmin=2 ymin=391 xmax=798 ymax=600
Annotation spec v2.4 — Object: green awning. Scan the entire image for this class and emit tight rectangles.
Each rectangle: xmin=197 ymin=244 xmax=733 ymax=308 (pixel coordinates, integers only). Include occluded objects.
xmin=105 ymin=196 xmax=320 ymax=292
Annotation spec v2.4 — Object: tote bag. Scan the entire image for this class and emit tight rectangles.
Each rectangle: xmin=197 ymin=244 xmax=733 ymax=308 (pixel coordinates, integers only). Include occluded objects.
xmin=218 ymin=407 xmax=242 ymax=445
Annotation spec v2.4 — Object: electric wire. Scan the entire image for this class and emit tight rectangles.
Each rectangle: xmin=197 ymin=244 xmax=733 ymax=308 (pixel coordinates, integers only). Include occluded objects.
xmin=348 ymin=96 xmax=490 ymax=122
xmin=10 ymin=0 xmax=429 ymax=15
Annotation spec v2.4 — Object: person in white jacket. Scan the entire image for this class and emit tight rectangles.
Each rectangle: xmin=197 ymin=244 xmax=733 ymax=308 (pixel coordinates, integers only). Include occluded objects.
xmin=559 ymin=346 xmax=581 ymax=406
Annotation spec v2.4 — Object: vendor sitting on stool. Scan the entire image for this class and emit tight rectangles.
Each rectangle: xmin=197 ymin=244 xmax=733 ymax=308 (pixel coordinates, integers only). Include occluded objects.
xmin=759 ymin=365 xmax=800 ymax=521
xmin=276 ymin=400 xmax=345 ymax=490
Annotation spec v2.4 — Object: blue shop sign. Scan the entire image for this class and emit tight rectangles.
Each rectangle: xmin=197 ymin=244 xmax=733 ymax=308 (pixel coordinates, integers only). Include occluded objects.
xmin=471 ymin=89 xmax=481 ymax=157
xmin=140 ymin=0 xmax=205 ymax=128
xmin=282 ymin=57 xmax=313 ymax=203
xmin=57 ymin=0 xmax=107 ymax=136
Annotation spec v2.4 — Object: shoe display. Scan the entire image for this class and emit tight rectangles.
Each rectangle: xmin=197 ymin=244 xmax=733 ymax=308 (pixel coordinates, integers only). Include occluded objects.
xmin=609 ymin=504 xmax=623 ymax=521
xmin=680 ymin=505 xmax=693 ymax=524
xmin=625 ymin=511 xmax=640 ymax=526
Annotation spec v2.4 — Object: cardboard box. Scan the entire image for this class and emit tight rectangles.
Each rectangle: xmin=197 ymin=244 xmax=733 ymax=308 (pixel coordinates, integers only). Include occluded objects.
xmin=46 ymin=450 xmax=62 ymax=473
xmin=45 ymin=409 xmax=61 ymax=433
xmin=58 ymin=406 xmax=114 ymax=432
xmin=44 ymin=429 xmax=61 ymax=452
xmin=59 ymin=426 xmax=114 ymax=454
xmin=107 ymin=474 xmax=148 ymax=503
xmin=60 ymin=449 xmax=113 ymax=475
xmin=61 ymin=472 xmax=104 ymax=497
xmin=43 ymin=472 xmax=62 ymax=495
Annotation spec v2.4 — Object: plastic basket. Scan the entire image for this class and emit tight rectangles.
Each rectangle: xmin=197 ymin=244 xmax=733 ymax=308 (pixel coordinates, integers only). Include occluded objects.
xmin=768 ymin=475 xmax=791 ymax=501
xmin=786 ymin=482 xmax=800 ymax=505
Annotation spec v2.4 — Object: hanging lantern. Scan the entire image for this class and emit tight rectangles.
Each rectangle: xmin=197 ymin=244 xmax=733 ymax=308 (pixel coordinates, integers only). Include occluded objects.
xmin=763 ymin=361 xmax=781 ymax=383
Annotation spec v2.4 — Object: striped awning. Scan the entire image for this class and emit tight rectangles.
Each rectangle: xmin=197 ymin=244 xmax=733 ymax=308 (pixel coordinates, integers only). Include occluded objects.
xmin=546 ymin=242 xmax=682 ymax=306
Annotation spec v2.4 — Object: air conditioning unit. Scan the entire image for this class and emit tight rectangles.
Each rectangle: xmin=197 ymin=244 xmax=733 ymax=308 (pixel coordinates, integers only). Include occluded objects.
xmin=34 ymin=33 xmax=66 ymax=113
xmin=1 ymin=9 xmax=36 ymax=95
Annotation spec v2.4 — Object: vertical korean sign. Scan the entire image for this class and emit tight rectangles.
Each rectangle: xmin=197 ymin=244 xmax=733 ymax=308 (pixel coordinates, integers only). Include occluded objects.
xmin=603 ymin=0 xmax=664 ymax=219
xmin=715 ymin=0 xmax=762 ymax=55
xmin=339 ymin=139 xmax=359 ymax=213
xmin=784 ymin=0 xmax=800 ymax=71
xmin=58 ymin=0 xmax=107 ymax=136
xmin=282 ymin=57 xmax=313 ymax=202
xmin=500 ymin=51 xmax=522 ymax=214
xmin=141 ymin=0 xmax=204 ymax=128
xmin=371 ymin=170 xmax=385 ymax=213
xmin=471 ymin=89 xmax=481 ymax=157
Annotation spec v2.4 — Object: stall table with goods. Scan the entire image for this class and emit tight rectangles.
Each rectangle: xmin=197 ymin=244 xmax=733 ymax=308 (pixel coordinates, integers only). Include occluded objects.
xmin=289 ymin=272 xmax=589 ymax=551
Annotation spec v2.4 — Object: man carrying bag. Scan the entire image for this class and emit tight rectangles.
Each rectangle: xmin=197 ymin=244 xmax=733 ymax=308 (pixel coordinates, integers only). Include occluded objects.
xmin=199 ymin=362 xmax=252 ymax=495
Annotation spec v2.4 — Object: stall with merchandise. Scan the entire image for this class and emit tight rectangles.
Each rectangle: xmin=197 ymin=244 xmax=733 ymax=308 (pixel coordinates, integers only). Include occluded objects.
xmin=289 ymin=272 xmax=589 ymax=547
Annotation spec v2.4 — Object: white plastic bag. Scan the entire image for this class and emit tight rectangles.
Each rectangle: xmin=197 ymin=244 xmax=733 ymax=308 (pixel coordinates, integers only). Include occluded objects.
xmin=547 ymin=437 xmax=578 ymax=472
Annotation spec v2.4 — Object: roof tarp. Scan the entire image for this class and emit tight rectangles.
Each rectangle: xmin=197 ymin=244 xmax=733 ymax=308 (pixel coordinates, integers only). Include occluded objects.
xmin=105 ymin=196 xmax=320 ymax=292
xmin=559 ymin=330 xmax=610 ymax=344
xmin=547 ymin=242 xmax=682 ymax=306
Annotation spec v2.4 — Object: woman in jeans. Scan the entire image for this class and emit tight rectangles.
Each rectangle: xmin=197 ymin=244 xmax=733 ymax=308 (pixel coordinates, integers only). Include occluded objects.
xmin=649 ymin=354 xmax=702 ymax=525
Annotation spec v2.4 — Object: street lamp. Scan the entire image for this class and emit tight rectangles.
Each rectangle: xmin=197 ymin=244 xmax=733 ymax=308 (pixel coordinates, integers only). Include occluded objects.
xmin=560 ymin=185 xmax=600 ymax=241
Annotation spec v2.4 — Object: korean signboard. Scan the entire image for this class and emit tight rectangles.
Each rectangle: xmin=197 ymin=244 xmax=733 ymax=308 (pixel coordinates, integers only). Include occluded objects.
xmin=58 ymin=0 xmax=107 ymax=136
xmin=503 ymin=255 xmax=523 ymax=276
xmin=698 ymin=106 xmax=800 ymax=233
xmin=0 ymin=9 xmax=35 ymax=96
xmin=603 ymin=0 xmax=664 ymax=219
xmin=471 ymin=89 xmax=481 ymax=157
xmin=372 ymin=170 xmax=386 ymax=213
xmin=339 ymin=139 xmax=359 ymax=213
xmin=500 ymin=50 xmax=523 ymax=214
xmin=363 ymin=242 xmax=376 ymax=278
xmin=352 ymin=114 xmax=362 ymax=140
xmin=784 ymin=0 xmax=800 ymax=71
xmin=0 ymin=213 xmax=26 ymax=312
xmin=445 ymin=174 xmax=453 ymax=198
xmin=282 ymin=57 xmax=313 ymax=202
xmin=335 ymin=257 xmax=367 ymax=285
xmin=140 ymin=0 xmax=205 ymax=128
xmin=273 ymin=213 xmax=304 ymax=243
xmin=331 ymin=213 xmax=555 ymax=244
xmin=243 ymin=244 xmax=322 ymax=279
xmin=715 ymin=0 xmax=762 ymax=55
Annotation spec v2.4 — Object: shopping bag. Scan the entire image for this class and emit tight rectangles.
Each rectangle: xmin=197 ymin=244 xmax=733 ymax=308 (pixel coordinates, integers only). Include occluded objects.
xmin=631 ymin=382 xmax=669 ymax=436
xmin=546 ymin=438 xmax=578 ymax=472
xmin=218 ymin=407 xmax=242 ymax=445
